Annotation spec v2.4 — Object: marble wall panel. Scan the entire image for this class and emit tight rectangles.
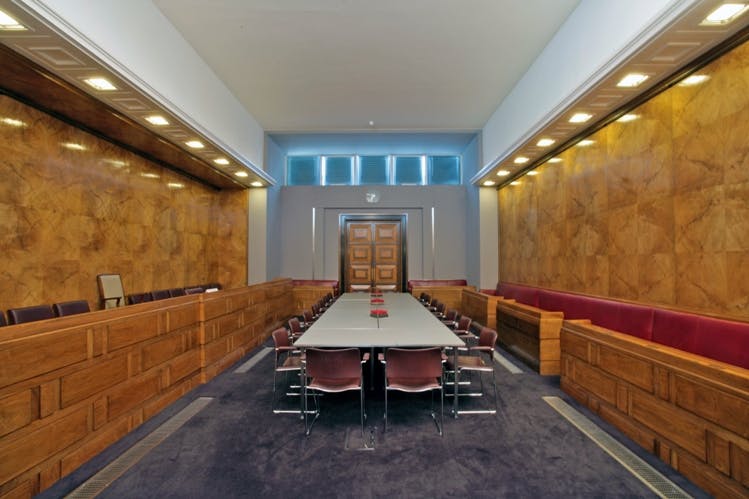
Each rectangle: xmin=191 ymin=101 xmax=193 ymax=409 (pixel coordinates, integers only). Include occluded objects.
xmin=498 ymin=38 xmax=749 ymax=319
xmin=0 ymin=95 xmax=248 ymax=311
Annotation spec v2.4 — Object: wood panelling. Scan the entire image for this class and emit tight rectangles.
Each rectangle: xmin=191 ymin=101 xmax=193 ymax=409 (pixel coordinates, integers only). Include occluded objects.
xmin=291 ymin=285 xmax=336 ymax=316
xmin=495 ymin=300 xmax=563 ymax=375
xmin=0 ymin=279 xmax=292 ymax=498
xmin=461 ymin=289 xmax=500 ymax=330
xmin=499 ymin=38 xmax=749 ymax=319
xmin=410 ymin=285 xmax=470 ymax=311
xmin=561 ymin=321 xmax=749 ymax=498
xmin=0 ymin=94 xmax=248 ymax=312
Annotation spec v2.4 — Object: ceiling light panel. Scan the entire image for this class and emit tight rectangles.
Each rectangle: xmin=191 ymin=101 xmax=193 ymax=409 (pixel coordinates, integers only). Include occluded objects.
xmin=185 ymin=140 xmax=204 ymax=149
xmin=537 ymin=138 xmax=555 ymax=147
xmin=678 ymin=74 xmax=710 ymax=86
xmin=84 ymin=77 xmax=117 ymax=91
xmin=701 ymin=3 xmax=749 ymax=25
xmin=513 ymin=156 xmax=529 ymax=164
xmin=617 ymin=73 xmax=650 ymax=87
xmin=568 ymin=113 xmax=592 ymax=123
xmin=145 ymin=115 xmax=169 ymax=126
xmin=0 ymin=10 xmax=26 ymax=30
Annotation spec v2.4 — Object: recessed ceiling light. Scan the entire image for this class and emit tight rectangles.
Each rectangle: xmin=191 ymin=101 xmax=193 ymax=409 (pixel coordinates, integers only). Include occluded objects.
xmin=577 ymin=139 xmax=595 ymax=147
xmin=569 ymin=113 xmax=593 ymax=124
xmin=62 ymin=142 xmax=86 ymax=151
xmin=617 ymin=114 xmax=639 ymax=122
xmin=1 ymin=117 xmax=26 ymax=127
xmin=678 ymin=74 xmax=710 ymax=86
xmin=213 ymin=157 xmax=230 ymax=166
xmin=513 ymin=156 xmax=529 ymax=164
xmin=84 ymin=77 xmax=117 ymax=91
xmin=168 ymin=182 xmax=184 ymax=189
xmin=617 ymin=73 xmax=649 ymax=88
xmin=145 ymin=115 xmax=169 ymax=126
xmin=496 ymin=169 xmax=511 ymax=176
xmin=185 ymin=140 xmax=205 ymax=149
xmin=510 ymin=181 xmax=521 ymax=186
xmin=140 ymin=172 xmax=160 ymax=179
xmin=234 ymin=171 xmax=249 ymax=178
xmin=251 ymin=181 xmax=263 ymax=187
xmin=701 ymin=3 xmax=749 ymax=24
xmin=0 ymin=10 xmax=27 ymax=30
xmin=483 ymin=180 xmax=496 ymax=186
xmin=103 ymin=159 xmax=127 ymax=167
xmin=547 ymin=157 xmax=563 ymax=163
xmin=537 ymin=138 xmax=555 ymax=147
xmin=526 ymin=171 xmax=539 ymax=176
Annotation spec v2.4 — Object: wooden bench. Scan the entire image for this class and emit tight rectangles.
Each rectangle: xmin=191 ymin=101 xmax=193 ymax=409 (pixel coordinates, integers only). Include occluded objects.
xmin=0 ymin=278 xmax=292 ymax=498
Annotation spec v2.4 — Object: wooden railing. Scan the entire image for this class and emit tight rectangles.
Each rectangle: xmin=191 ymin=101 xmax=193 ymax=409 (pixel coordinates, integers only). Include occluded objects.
xmin=410 ymin=285 xmax=473 ymax=311
xmin=0 ymin=278 xmax=292 ymax=498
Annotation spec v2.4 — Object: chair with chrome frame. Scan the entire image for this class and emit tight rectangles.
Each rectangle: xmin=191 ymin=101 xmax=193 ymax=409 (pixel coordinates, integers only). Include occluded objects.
xmin=302 ymin=310 xmax=316 ymax=328
xmin=441 ymin=309 xmax=458 ymax=328
xmin=303 ymin=347 xmax=369 ymax=437
xmin=271 ymin=328 xmax=304 ymax=415
xmin=445 ymin=327 xmax=498 ymax=415
xmin=288 ymin=317 xmax=306 ymax=340
xmin=382 ymin=347 xmax=445 ymax=435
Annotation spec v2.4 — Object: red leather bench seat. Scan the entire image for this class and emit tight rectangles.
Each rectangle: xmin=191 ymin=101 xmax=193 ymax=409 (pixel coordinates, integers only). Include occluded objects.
xmin=407 ymin=279 xmax=468 ymax=292
xmin=291 ymin=279 xmax=340 ymax=295
xmin=499 ymin=282 xmax=749 ymax=369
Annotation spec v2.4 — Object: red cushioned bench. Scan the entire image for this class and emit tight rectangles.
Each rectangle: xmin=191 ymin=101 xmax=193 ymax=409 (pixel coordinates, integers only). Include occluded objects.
xmin=490 ymin=281 xmax=749 ymax=496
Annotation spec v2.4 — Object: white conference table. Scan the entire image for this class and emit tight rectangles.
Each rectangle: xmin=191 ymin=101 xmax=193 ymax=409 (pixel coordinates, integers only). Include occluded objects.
xmin=294 ymin=292 xmax=464 ymax=416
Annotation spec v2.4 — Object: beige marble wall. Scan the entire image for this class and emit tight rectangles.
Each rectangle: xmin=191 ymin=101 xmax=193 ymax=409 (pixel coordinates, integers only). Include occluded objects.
xmin=0 ymin=95 xmax=248 ymax=311
xmin=499 ymin=39 xmax=749 ymax=319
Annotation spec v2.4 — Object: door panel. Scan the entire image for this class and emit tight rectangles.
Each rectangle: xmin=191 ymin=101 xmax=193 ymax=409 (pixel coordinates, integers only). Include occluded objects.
xmin=341 ymin=217 xmax=405 ymax=293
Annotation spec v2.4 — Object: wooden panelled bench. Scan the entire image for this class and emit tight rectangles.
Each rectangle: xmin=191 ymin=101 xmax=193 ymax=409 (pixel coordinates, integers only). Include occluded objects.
xmin=460 ymin=288 xmax=501 ymax=330
xmin=0 ymin=278 xmax=292 ymax=498
xmin=485 ymin=281 xmax=749 ymax=497
xmin=291 ymin=279 xmax=339 ymax=316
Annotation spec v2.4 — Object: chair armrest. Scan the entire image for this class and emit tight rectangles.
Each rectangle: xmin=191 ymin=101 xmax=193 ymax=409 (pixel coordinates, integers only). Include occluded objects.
xmin=361 ymin=352 xmax=371 ymax=363
xmin=378 ymin=352 xmax=385 ymax=363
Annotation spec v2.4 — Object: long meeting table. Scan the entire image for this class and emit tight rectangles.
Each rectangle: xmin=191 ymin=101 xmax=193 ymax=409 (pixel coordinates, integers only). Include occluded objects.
xmin=294 ymin=292 xmax=465 ymax=417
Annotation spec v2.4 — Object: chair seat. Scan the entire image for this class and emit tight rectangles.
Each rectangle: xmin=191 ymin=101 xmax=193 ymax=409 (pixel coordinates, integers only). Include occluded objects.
xmin=447 ymin=355 xmax=492 ymax=372
xmin=386 ymin=376 xmax=440 ymax=392
xmin=308 ymin=377 xmax=361 ymax=392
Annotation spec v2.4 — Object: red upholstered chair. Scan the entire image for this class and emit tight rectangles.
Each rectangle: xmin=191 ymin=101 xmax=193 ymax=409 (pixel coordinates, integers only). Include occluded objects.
xmin=452 ymin=315 xmax=474 ymax=344
xmin=302 ymin=310 xmax=316 ymax=328
xmin=272 ymin=328 xmax=304 ymax=414
xmin=441 ymin=309 xmax=458 ymax=328
xmin=303 ymin=348 xmax=369 ymax=437
xmin=288 ymin=317 xmax=306 ymax=340
xmin=7 ymin=304 xmax=55 ymax=325
xmin=52 ymin=300 xmax=90 ymax=317
xmin=382 ymin=347 xmax=444 ymax=435
xmin=431 ymin=301 xmax=446 ymax=319
xmin=446 ymin=327 xmax=498 ymax=415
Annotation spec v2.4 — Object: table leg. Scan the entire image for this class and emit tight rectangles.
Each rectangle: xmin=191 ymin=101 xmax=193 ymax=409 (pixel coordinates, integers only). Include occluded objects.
xmin=370 ymin=346 xmax=375 ymax=390
xmin=453 ymin=347 xmax=459 ymax=418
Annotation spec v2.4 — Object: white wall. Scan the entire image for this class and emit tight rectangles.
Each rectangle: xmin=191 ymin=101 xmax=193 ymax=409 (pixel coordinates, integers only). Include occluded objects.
xmin=278 ymin=186 xmax=467 ymax=287
xmin=23 ymin=0 xmax=265 ymax=171
xmin=481 ymin=0 xmax=697 ymax=171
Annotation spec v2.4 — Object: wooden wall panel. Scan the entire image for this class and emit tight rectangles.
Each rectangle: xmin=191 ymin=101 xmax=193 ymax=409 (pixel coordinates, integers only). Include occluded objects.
xmin=561 ymin=322 xmax=749 ymax=498
xmin=410 ymin=286 xmax=469 ymax=311
xmin=0 ymin=279 xmax=292 ymax=498
xmin=498 ymin=39 xmax=749 ymax=319
xmin=0 ymin=94 xmax=248 ymax=312
xmin=460 ymin=289 xmax=500 ymax=329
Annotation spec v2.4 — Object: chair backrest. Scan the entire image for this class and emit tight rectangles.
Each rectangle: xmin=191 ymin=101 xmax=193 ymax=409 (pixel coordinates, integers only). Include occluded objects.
xmin=311 ymin=303 xmax=320 ymax=315
xmin=150 ymin=289 xmax=171 ymax=301
xmin=422 ymin=294 xmax=431 ymax=305
xmin=444 ymin=309 xmax=457 ymax=322
xmin=302 ymin=310 xmax=315 ymax=323
xmin=456 ymin=316 xmax=471 ymax=331
xmin=288 ymin=317 xmax=304 ymax=334
xmin=272 ymin=328 xmax=291 ymax=349
xmin=435 ymin=302 xmax=446 ymax=314
xmin=127 ymin=292 xmax=153 ymax=305
xmin=419 ymin=292 xmax=428 ymax=302
xmin=184 ymin=287 xmax=203 ymax=295
xmin=53 ymin=300 xmax=90 ymax=317
xmin=97 ymin=273 xmax=125 ymax=309
xmin=386 ymin=347 xmax=443 ymax=378
xmin=0 ymin=310 xmax=6 ymax=327
xmin=8 ymin=304 xmax=55 ymax=325
xmin=169 ymin=288 xmax=186 ymax=297
xmin=305 ymin=348 xmax=361 ymax=379
xmin=479 ymin=327 xmax=498 ymax=350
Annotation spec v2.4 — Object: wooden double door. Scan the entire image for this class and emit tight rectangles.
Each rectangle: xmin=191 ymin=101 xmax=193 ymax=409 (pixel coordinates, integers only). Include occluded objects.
xmin=341 ymin=215 xmax=406 ymax=293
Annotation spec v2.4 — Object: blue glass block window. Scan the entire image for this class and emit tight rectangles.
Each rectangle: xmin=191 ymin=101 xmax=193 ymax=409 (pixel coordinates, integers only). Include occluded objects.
xmin=393 ymin=156 xmax=424 ymax=185
xmin=287 ymin=156 xmax=319 ymax=185
xmin=428 ymin=156 xmax=460 ymax=185
xmin=359 ymin=155 xmax=389 ymax=185
xmin=323 ymin=156 xmax=354 ymax=185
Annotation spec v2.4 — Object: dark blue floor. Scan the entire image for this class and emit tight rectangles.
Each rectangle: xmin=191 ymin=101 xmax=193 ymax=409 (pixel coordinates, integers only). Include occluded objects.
xmin=39 ymin=342 xmax=708 ymax=498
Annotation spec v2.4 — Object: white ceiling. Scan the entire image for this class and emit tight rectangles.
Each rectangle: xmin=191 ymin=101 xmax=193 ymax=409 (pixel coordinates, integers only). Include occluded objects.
xmin=152 ymin=0 xmax=580 ymax=132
